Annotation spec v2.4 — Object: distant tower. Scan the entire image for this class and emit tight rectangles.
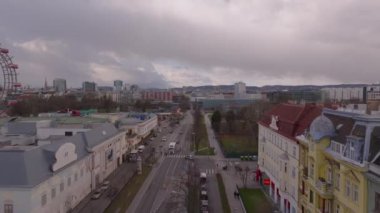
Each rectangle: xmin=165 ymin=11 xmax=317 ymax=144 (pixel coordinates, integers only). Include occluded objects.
xmin=44 ymin=77 xmax=48 ymax=90
xmin=234 ymin=82 xmax=246 ymax=99
xmin=114 ymin=80 xmax=123 ymax=91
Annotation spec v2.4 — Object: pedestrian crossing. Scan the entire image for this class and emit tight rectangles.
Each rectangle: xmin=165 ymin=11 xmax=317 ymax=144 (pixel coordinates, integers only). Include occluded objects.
xmin=166 ymin=154 xmax=187 ymax=158
xmin=200 ymin=169 xmax=216 ymax=175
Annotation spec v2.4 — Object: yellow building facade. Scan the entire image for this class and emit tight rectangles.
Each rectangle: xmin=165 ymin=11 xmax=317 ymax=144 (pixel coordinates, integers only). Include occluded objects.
xmin=296 ymin=109 xmax=376 ymax=213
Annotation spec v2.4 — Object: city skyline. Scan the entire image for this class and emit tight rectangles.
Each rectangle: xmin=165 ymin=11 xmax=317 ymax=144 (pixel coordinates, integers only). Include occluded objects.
xmin=1 ymin=0 xmax=380 ymax=88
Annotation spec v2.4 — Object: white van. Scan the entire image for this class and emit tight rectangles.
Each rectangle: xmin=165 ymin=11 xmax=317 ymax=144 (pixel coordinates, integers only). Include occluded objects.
xmin=138 ymin=145 xmax=145 ymax=153
xmin=200 ymin=172 xmax=207 ymax=182
xmin=168 ymin=142 xmax=176 ymax=154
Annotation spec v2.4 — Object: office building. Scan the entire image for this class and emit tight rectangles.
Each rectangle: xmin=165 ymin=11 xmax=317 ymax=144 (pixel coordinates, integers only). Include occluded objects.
xmin=82 ymin=81 xmax=96 ymax=92
xmin=53 ymin=78 xmax=66 ymax=93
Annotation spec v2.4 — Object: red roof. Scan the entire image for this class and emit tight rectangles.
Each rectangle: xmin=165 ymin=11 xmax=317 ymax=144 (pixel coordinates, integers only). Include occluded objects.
xmin=258 ymin=103 xmax=322 ymax=141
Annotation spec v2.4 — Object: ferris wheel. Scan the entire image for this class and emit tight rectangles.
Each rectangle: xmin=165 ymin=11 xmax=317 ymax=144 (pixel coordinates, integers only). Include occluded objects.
xmin=0 ymin=45 xmax=20 ymax=101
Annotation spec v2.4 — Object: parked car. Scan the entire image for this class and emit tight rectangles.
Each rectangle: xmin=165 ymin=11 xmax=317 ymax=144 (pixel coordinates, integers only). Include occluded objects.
xmin=91 ymin=189 xmax=102 ymax=199
xmin=201 ymin=200 xmax=209 ymax=207
xmin=200 ymin=172 xmax=207 ymax=183
xmin=200 ymin=183 xmax=207 ymax=190
xmin=185 ymin=155 xmax=193 ymax=160
xmin=200 ymin=190 xmax=208 ymax=200
xmin=101 ymin=181 xmax=110 ymax=191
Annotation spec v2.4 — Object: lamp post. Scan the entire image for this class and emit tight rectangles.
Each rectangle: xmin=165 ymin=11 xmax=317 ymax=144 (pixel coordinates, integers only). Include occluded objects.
xmin=192 ymin=132 xmax=195 ymax=151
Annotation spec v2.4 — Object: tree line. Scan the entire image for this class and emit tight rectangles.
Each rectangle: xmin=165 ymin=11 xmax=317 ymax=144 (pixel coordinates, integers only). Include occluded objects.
xmin=210 ymin=101 xmax=274 ymax=138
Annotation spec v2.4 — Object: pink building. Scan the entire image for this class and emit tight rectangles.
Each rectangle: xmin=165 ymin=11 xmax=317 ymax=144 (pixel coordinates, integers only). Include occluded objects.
xmin=142 ymin=90 xmax=173 ymax=102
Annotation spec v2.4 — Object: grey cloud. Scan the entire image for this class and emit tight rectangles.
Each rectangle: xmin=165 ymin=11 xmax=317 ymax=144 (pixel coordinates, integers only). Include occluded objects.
xmin=1 ymin=0 xmax=380 ymax=87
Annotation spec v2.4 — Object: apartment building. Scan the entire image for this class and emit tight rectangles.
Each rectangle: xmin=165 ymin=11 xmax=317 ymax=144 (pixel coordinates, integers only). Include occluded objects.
xmin=258 ymin=103 xmax=322 ymax=213
xmin=118 ymin=113 xmax=158 ymax=148
xmin=296 ymin=108 xmax=380 ymax=213
xmin=0 ymin=123 xmax=125 ymax=213
xmin=141 ymin=90 xmax=173 ymax=102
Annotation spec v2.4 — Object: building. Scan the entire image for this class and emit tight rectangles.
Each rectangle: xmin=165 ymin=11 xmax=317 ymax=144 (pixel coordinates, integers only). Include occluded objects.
xmin=141 ymin=90 xmax=173 ymax=102
xmin=257 ymin=103 xmax=322 ymax=213
xmin=234 ymin=82 xmax=246 ymax=99
xmin=321 ymin=87 xmax=365 ymax=102
xmin=114 ymin=80 xmax=123 ymax=91
xmin=0 ymin=123 xmax=126 ymax=213
xmin=117 ymin=112 xmax=158 ymax=148
xmin=367 ymin=85 xmax=380 ymax=101
xmin=53 ymin=79 xmax=66 ymax=94
xmin=296 ymin=108 xmax=380 ymax=213
xmin=82 ymin=81 xmax=96 ymax=93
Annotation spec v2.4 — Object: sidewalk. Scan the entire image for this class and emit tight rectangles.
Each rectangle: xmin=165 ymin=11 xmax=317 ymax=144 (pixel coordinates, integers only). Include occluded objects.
xmin=126 ymin=155 xmax=165 ymax=213
xmin=71 ymin=162 xmax=137 ymax=213
xmin=203 ymin=113 xmax=246 ymax=213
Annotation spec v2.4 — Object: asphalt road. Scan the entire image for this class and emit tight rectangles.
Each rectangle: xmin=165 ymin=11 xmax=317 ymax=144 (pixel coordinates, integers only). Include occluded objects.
xmin=131 ymin=112 xmax=193 ymax=213
xmin=196 ymin=157 xmax=223 ymax=213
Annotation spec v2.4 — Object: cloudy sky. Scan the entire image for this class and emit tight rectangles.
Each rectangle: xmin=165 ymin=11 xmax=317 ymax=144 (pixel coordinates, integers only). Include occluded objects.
xmin=1 ymin=0 xmax=380 ymax=88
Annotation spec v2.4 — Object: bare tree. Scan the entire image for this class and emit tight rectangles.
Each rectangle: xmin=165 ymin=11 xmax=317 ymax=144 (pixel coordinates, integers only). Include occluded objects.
xmin=238 ymin=166 xmax=251 ymax=188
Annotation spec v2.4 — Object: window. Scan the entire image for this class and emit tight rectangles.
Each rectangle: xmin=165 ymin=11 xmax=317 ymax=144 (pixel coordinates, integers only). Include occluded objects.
xmin=345 ymin=179 xmax=351 ymax=198
xmin=60 ymin=182 xmax=64 ymax=192
xmin=375 ymin=193 xmax=380 ymax=212
xmin=293 ymin=146 xmax=296 ymax=157
xmin=284 ymin=163 xmax=287 ymax=173
xmin=336 ymin=204 xmax=340 ymax=213
xmin=74 ymin=173 xmax=78 ymax=182
xmin=352 ymin=183 xmax=358 ymax=202
xmin=41 ymin=193 xmax=47 ymax=206
xmin=65 ymin=131 xmax=73 ymax=136
xmin=68 ymin=177 xmax=71 ymax=187
xmin=292 ymin=167 xmax=296 ymax=178
xmin=335 ymin=173 xmax=340 ymax=190
xmin=310 ymin=163 xmax=314 ymax=178
xmin=309 ymin=190 xmax=313 ymax=204
xmin=327 ymin=167 xmax=332 ymax=184
xmin=51 ymin=188 xmax=56 ymax=199
xmin=4 ymin=204 xmax=13 ymax=213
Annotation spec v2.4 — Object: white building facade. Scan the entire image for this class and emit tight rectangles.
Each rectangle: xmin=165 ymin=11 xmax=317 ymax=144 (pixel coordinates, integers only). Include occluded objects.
xmin=0 ymin=123 xmax=126 ymax=213
xmin=258 ymin=104 xmax=321 ymax=213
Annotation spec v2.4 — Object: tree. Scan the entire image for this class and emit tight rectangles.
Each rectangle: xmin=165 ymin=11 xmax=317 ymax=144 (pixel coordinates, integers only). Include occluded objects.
xmin=238 ymin=166 xmax=251 ymax=188
xmin=211 ymin=110 xmax=222 ymax=133
xmin=225 ymin=110 xmax=236 ymax=133
xmin=193 ymin=109 xmax=202 ymax=152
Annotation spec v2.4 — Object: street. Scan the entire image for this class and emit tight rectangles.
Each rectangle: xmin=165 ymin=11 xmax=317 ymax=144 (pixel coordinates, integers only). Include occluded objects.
xmin=127 ymin=111 xmax=195 ymax=213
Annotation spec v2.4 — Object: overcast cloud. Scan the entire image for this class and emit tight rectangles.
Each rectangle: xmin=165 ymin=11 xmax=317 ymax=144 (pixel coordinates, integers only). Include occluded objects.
xmin=1 ymin=0 xmax=380 ymax=88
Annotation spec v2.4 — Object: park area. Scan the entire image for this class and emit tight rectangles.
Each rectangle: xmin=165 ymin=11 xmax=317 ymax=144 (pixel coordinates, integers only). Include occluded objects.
xmin=218 ymin=134 xmax=257 ymax=158
xmin=239 ymin=188 xmax=273 ymax=213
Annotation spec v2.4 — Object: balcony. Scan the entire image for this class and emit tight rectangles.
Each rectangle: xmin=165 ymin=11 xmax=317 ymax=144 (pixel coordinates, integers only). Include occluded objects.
xmin=315 ymin=178 xmax=333 ymax=198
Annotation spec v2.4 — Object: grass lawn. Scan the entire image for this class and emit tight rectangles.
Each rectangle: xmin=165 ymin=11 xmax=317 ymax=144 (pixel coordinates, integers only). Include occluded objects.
xmin=239 ymin=188 xmax=273 ymax=213
xmin=104 ymin=165 xmax=152 ymax=213
xmin=216 ymin=173 xmax=231 ymax=213
xmin=219 ymin=134 xmax=257 ymax=156
xmin=193 ymin=116 xmax=214 ymax=156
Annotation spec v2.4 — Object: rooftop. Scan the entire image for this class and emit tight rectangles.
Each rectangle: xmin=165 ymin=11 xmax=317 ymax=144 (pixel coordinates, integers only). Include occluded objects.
xmin=0 ymin=123 xmax=120 ymax=188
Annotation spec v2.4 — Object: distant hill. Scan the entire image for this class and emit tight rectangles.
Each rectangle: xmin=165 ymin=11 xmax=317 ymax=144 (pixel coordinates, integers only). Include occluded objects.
xmin=173 ymin=83 xmax=370 ymax=93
